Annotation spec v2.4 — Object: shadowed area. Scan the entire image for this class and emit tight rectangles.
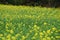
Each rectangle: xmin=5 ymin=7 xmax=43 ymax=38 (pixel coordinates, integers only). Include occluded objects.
xmin=0 ymin=0 xmax=60 ymax=8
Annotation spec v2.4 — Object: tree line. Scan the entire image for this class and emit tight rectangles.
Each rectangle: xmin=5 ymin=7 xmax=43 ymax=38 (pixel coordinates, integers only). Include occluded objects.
xmin=0 ymin=0 xmax=60 ymax=7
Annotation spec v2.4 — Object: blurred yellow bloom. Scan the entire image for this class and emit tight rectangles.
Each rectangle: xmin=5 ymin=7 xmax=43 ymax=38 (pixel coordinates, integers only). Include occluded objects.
xmin=47 ymin=37 xmax=51 ymax=40
xmin=51 ymin=36 xmax=54 ymax=38
xmin=29 ymin=30 xmax=33 ymax=33
xmin=40 ymin=32 xmax=43 ymax=35
xmin=40 ymin=35 xmax=43 ymax=38
xmin=32 ymin=36 xmax=35 ymax=39
xmin=56 ymin=36 xmax=60 ymax=38
xmin=34 ymin=25 xmax=37 ymax=28
xmin=6 ymin=29 xmax=10 ymax=32
xmin=52 ymin=27 xmax=56 ymax=31
xmin=42 ymin=38 xmax=47 ymax=40
xmin=33 ymin=25 xmax=39 ymax=31
xmin=7 ymin=38 xmax=11 ymax=40
xmin=21 ymin=36 xmax=26 ymax=40
xmin=1 ymin=37 xmax=5 ymax=40
xmin=33 ymin=25 xmax=38 ymax=31
xmin=0 ymin=34 xmax=3 ymax=37
xmin=37 ymin=27 xmax=40 ymax=30
xmin=47 ymin=30 xmax=51 ymax=34
xmin=10 ymin=30 xmax=14 ymax=34
xmin=0 ymin=21 xmax=3 ymax=24
xmin=35 ymin=33 xmax=38 ymax=36
xmin=6 ymin=34 xmax=11 ymax=39
xmin=43 ymin=31 xmax=46 ymax=33
xmin=44 ymin=22 xmax=47 ymax=25
xmin=6 ymin=23 xmax=9 ymax=28
xmin=12 ymin=36 xmax=16 ymax=40
xmin=15 ymin=33 xmax=20 ymax=37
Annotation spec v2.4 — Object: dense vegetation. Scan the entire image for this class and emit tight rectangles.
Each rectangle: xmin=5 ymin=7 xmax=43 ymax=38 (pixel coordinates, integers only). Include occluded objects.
xmin=0 ymin=4 xmax=60 ymax=40
xmin=0 ymin=0 xmax=60 ymax=7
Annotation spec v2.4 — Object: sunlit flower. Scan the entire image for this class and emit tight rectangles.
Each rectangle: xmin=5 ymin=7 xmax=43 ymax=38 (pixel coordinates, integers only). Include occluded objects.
xmin=6 ymin=34 xmax=11 ymax=39
xmin=47 ymin=37 xmax=51 ymax=40
xmin=1 ymin=37 xmax=5 ymax=40
xmin=6 ymin=23 xmax=9 ymax=28
xmin=55 ymin=36 xmax=60 ymax=38
xmin=35 ymin=33 xmax=38 ymax=36
xmin=15 ymin=33 xmax=20 ymax=37
xmin=29 ymin=30 xmax=33 ymax=33
xmin=42 ymin=38 xmax=46 ymax=40
xmin=52 ymin=27 xmax=56 ymax=31
xmin=12 ymin=36 xmax=16 ymax=40
xmin=21 ymin=36 xmax=26 ymax=40
xmin=40 ymin=32 xmax=44 ymax=35
xmin=34 ymin=25 xmax=37 ymax=28
xmin=47 ymin=30 xmax=51 ymax=34
xmin=0 ymin=34 xmax=3 ymax=37
xmin=44 ymin=22 xmax=47 ymax=25
xmin=10 ymin=30 xmax=14 ymax=34
xmin=32 ymin=36 xmax=35 ymax=39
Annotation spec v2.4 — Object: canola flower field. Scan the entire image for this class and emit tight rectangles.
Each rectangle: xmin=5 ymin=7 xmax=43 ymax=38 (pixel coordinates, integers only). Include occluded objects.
xmin=0 ymin=4 xmax=60 ymax=40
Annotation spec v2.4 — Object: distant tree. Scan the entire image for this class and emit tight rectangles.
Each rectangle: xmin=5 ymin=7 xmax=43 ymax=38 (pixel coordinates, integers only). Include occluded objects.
xmin=0 ymin=0 xmax=8 ymax=4
xmin=0 ymin=0 xmax=60 ymax=7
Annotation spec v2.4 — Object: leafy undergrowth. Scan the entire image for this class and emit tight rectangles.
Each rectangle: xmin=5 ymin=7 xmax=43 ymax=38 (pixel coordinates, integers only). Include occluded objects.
xmin=0 ymin=4 xmax=60 ymax=40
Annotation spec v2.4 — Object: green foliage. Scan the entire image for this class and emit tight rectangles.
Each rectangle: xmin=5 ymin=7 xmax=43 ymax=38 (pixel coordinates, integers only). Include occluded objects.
xmin=0 ymin=5 xmax=60 ymax=40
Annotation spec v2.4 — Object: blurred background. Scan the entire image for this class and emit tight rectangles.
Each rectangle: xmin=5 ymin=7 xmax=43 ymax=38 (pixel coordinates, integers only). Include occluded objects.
xmin=0 ymin=0 xmax=60 ymax=7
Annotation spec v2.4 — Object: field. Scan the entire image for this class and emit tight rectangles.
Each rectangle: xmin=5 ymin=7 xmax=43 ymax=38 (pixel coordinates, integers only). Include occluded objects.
xmin=0 ymin=4 xmax=60 ymax=40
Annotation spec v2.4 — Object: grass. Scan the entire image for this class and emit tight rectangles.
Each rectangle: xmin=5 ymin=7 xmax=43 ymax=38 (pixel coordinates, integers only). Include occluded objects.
xmin=0 ymin=4 xmax=60 ymax=40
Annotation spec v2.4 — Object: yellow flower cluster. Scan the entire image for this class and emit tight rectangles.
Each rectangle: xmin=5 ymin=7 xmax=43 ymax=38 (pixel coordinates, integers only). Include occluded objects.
xmin=0 ymin=5 xmax=60 ymax=40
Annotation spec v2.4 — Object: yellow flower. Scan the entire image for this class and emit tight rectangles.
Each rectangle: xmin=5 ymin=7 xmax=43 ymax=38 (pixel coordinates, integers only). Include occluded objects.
xmin=29 ymin=30 xmax=33 ymax=33
xmin=47 ymin=37 xmax=51 ymax=40
xmin=42 ymin=38 xmax=47 ymax=40
xmin=6 ymin=34 xmax=11 ymax=39
xmin=33 ymin=25 xmax=39 ymax=31
xmin=35 ymin=33 xmax=38 ymax=36
xmin=1 ymin=37 xmax=5 ymax=40
xmin=34 ymin=25 xmax=37 ymax=28
xmin=43 ymin=31 xmax=46 ymax=33
xmin=33 ymin=25 xmax=37 ymax=31
xmin=0 ymin=21 xmax=3 ymax=24
xmin=15 ymin=33 xmax=20 ymax=37
xmin=37 ymin=27 xmax=40 ymax=30
xmin=21 ymin=36 xmax=26 ymax=40
xmin=55 ymin=36 xmax=60 ymax=38
xmin=52 ymin=27 xmax=56 ymax=31
xmin=47 ymin=30 xmax=51 ymax=34
xmin=7 ymin=38 xmax=11 ymax=40
xmin=6 ymin=23 xmax=9 ymax=28
xmin=10 ymin=30 xmax=14 ymax=34
xmin=40 ymin=35 xmax=43 ymax=38
xmin=51 ymin=36 xmax=54 ymax=38
xmin=6 ymin=29 xmax=10 ymax=32
xmin=12 ymin=36 xmax=16 ymax=40
xmin=40 ymin=32 xmax=43 ymax=35
xmin=44 ymin=22 xmax=47 ymax=25
xmin=32 ymin=36 xmax=35 ymax=39
xmin=0 ymin=34 xmax=3 ymax=37
xmin=56 ymin=30 xmax=60 ymax=32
